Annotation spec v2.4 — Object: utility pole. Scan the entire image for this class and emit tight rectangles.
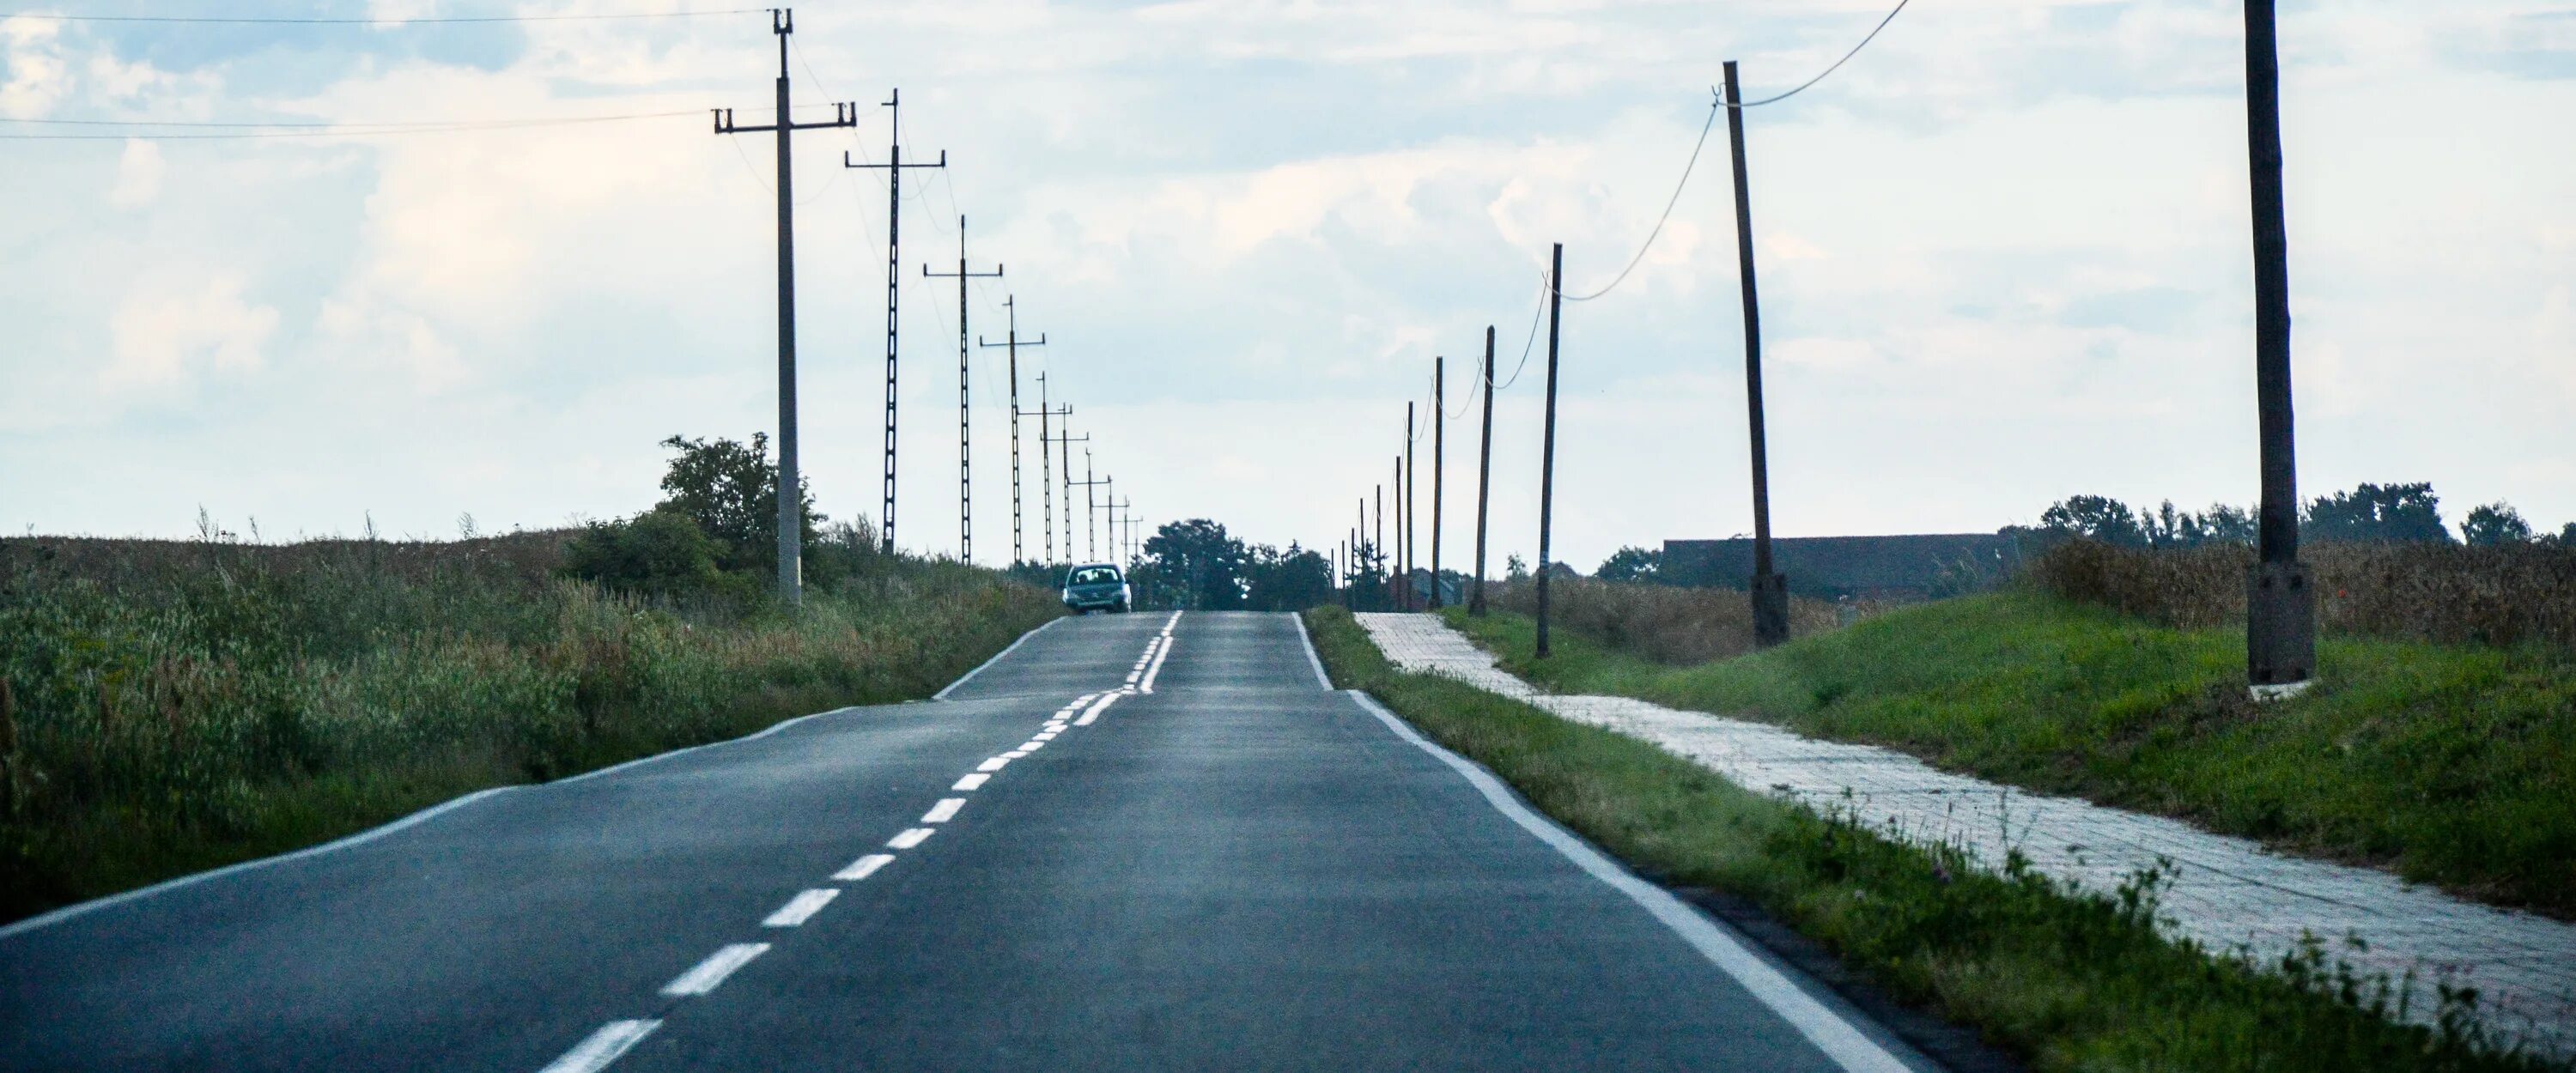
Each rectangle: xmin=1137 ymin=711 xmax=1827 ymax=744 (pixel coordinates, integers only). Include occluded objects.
xmin=714 ymin=9 xmax=856 ymax=605
xmin=1022 ymin=374 xmax=1070 ymax=565
xmin=2244 ymin=0 xmax=2313 ymax=697
xmin=1393 ymin=453 xmax=1408 ymax=611
xmin=1070 ymin=450 xmax=1111 ymax=562
xmin=924 ymin=215 xmax=1001 ymax=563
xmin=1723 ymin=61 xmax=1791 ymax=648
xmin=1535 ymin=243 xmax=1564 ymax=659
xmin=1117 ymin=502 xmax=1141 ymax=565
xmin=1102 ymin=476 xmax=1116 ymax=561
xmin=1431 ymin=356 xmax=1445 ymax=610
xmin=846 ymin=90 xmax=945 ymax=554
xmin=979 ymin=298 xmax=1046 ymax=567
xmin=1472 ymin=325 xmax=1496 ymax=616
xmin=1374 ymin=483 xmax=1385 ymax=611
xmin=1046 ymin=426 xmax=1089 ymax=563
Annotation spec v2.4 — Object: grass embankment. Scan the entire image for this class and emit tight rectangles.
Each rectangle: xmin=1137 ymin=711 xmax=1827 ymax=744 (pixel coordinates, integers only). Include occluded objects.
xmin=0 ymin=535 xmax=1060 ymax=924
xmin=1445 ymin=591 xmax=2576 ymax=918
xmin=1305 ymin=606 xmax=2555 ymax=1072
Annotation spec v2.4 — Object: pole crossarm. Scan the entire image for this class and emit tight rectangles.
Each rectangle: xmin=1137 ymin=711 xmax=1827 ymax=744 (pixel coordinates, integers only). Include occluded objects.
xmin=711 ymin=102 xmax=860 ymax=133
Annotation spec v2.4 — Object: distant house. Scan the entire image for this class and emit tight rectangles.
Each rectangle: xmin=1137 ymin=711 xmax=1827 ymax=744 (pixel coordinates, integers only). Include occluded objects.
xmin=1662 ymin=534 xmax=2019 ymax=601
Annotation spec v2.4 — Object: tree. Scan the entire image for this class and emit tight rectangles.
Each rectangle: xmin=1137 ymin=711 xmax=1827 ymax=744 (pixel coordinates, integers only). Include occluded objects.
xmin=2305 ymin=482 xmax=2451 ymax=544
xmin=1139 ymin=519 xmax=1252 ymax=610
xmin=2039 ymin=494 xmax=2148 ymax=547
xmin=1504 ymin=554 xmax=1529 ymax=582
xmin=1595 ymin=546 xmax=1662 ymax=584
xmin=654 ymin=433 xmax=826 ymax=579
xmin=1245 ymin=543 xmax=1333 ymax=611
xmin=2460 ymin=502 xmax=2535 ymax=547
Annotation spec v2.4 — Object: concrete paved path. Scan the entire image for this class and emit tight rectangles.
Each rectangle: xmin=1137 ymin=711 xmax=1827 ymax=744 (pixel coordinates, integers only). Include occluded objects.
xmin=1357 ymin=611 xmax=2576 ymax=1059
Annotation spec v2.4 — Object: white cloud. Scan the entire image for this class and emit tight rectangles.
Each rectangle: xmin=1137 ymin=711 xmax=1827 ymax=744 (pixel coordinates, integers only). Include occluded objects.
xmin=104 ymin=274 xmax=280 ymax=389
xmin=0 ymin=15 xmax=69 ymax=118
xmin=107 ymin=138 xmax=163 ymax=208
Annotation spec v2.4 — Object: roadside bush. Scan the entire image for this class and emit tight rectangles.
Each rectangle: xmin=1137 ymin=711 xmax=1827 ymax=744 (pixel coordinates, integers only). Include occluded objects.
xmin=1484 ymin=578 xmax=1848 ymax=665
xmin=562 ymin=508 xmax=740 ymax=600
xmin=2030 ymin=539 xmax=2576 ymax=648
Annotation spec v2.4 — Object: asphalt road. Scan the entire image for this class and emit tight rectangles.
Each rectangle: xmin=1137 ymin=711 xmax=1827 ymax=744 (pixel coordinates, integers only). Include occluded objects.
xmin=1 ymin=611 xmax=1938 ymax=1072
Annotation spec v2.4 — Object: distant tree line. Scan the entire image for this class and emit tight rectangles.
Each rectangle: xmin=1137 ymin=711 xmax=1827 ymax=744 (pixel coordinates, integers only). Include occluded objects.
xmin=2016 ymin=482 xmax=2576 ymax=549
xmin=1120 ymin=518 xmax=1334 ymax=611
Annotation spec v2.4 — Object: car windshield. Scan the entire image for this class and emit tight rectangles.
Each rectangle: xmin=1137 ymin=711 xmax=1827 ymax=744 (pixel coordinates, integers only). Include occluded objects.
xmin=1067 ymin=567 xmax=1120 ymax=586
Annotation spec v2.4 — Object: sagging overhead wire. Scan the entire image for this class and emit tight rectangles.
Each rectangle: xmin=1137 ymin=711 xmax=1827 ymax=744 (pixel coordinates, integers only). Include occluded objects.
xmin=1558 ymin=0 xmax=1913 ymax=303
xmin=0 ymin=8 xmax=762 ymax=24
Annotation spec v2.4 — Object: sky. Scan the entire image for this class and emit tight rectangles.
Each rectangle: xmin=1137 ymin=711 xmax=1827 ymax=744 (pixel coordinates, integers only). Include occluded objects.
xmin=3 ymin=0 xmax=2571 ymax=573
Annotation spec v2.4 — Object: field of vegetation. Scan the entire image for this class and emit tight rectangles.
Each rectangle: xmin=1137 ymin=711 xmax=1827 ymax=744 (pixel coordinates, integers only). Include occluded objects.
xmin=1445 ymin=585 xmax=2576 ymax=919
xmin=1306 ymin=607 xmax=2554 ymax=1073
xmin=0 ymin=436 xmax=1064 ymax=924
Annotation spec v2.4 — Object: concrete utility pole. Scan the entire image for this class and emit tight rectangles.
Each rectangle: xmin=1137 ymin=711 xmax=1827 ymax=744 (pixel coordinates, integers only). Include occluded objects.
xmin=978 ymin=297 xmax=1045 ymax=566
xmin=846 ymin=90 xmax=945 ymax=554
xmin=2243 ymin=0 xmax=2313 ymax=697
xmin=925 ymin=216 xmax=1001 ymax=563
xmin=1022 ymin=374 xmax=1070 ymax=565
xmin=1472 ymin=325 xmax=1496 ymax=616
xmin=1535 ymin=242 xmax=1564 ymax=659
xmin=713 ymin=9 xmax=856 ymax=605
xmin=1430 ymin=356 xmax=1445 ymax=610
xmin=1070 ymin=450 xmax=1111 ymax=562
xmin=1046 ymin=426 xmax=1089 ymax=563
xmin=1724 ymin=61 xmax=1790 ymax=649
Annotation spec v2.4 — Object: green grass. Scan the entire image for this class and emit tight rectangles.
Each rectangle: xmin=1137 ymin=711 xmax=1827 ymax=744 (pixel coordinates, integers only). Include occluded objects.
xmin=0 ymin=539 xmax=1060 ymax=924
xmin=1305 ymin=606 xmax=2561 ymax=1073
xmin=1443 ymin=591 xmax=2576 ymax=918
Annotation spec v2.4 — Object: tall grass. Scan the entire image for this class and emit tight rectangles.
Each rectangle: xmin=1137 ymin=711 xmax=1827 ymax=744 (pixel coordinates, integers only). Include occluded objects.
xmin=2031 ymin=539 xmax=2576 ymax=648
xmin=0 ymin=533 xmax=1059 ymax=923
xmin=1483 ymin=578 xmax=1850 ymax=665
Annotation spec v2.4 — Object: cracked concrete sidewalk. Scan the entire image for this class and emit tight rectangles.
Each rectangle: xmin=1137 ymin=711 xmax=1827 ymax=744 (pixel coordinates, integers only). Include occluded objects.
xmin=1356 ymin=611 xmax=2576 ymax=1059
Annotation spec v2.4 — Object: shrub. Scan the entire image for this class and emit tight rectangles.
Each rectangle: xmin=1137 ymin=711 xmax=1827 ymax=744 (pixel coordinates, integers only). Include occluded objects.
xmin=562 ymin=509 xmax=736 ymax=598
xmin=1485 ymin=578 xmax=1847 ymax=665
xmin=2027 ymin=539 xmax=2576 ymax=648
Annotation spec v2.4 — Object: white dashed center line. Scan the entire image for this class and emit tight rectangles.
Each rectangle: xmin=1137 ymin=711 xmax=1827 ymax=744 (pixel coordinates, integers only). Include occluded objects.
xmin=920 ymin=798 xmax=965 ymax=824
xmin=951 ymin=773 xmax=992 ymax=791
xmin=1075 ymin=692 xmax=1121 ymax=726
xmin=887 ymin=827 xmax=936 ymax=850
xmin=539 ymin=1020 xmax=661 ymax=1073
xmin=660 ymin=943 xmax=769 ymax=997
xmin=832 ymin=854 xmax=895 ymax=882
xmin=975 ymin=756 xmax=1011 ymax=773
xmin=762 ymin=888 xmax=839 ymax=928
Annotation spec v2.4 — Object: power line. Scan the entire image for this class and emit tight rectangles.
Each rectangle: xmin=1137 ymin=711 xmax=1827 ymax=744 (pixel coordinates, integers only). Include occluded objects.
xmin=1492 ymin=270 xmax=1549 ymax=390
xmin=0 ymin=8 xmax=762 ymax=24
xmin=1558 ymin=0 xmax=1913 ymax=302
xmin=0 ymin=110 xmax=699 ymax=139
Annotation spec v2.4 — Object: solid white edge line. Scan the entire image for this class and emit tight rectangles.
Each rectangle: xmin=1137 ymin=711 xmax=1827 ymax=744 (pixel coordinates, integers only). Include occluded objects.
xmin=1074 ymin=691 xmax=1121 ymax=726
xmin=833 ymin=853 xmax=896 ymax=881
xmin=1291 ymin=612 xmax=1334 ymax=689
xmin=935 ymin=615 xmax=1070 ymax=700
xmin=659 ymin=943 xmax=770 ymax=997
xmin=3 ymin=692 xmax=885 ymax=942
xmin=538 ymin=1019 xmax=661 ymax=1073
xmin=762 ymin=888 xmax=840 ymax=928
xmin=0 ymin=785 xmax=513 ymax=943
xmin=922 ymin=798 xmax=966 ymax=823
xmin=1344 ymin=691 xmax=1923 ymax=1073
xmin=887 ymin=827 xmax=936 ymax=849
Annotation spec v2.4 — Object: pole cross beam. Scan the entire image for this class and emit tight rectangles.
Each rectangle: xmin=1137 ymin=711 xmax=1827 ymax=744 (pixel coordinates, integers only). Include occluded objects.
xmin=712 ymin=7 xmax=858 ymax=606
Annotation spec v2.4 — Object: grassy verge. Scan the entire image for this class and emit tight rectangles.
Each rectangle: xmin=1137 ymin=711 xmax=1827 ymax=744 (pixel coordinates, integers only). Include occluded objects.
xmin=1305 ymin=606 xmax=2557 ymax=1072
xmin=1443 ymin=592 xmax=2576 ymax=919
xmin=0 ymin=538 xmax=1059 ymax=924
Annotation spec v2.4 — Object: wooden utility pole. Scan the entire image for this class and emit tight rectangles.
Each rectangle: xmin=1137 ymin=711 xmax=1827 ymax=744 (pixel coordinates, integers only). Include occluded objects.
xmin=979 ymin=298 xmax=1046 ymax=566
xmin=1724 ymin=60 xmax=1789 ymax=648
xmin=714 ymin=9 xmax=856 ymax=604
xmin=1535 ymin=243 xmax=1564 ymax=658
xmin=1375 ymin=483 xmax=1385 ymax=611
xmin=1404 ymin=406 xmax=1418 ymax=610
xmin=924 ymin=216 xmax=1001 ymax=563
xmin=1021 ymin=375 xmax=1070 ymax=565
xmin=847 ymin=90 xmax=945 ymax=554
xmin=1393 ymin=453 xmax=1408 ymax=611
xmin=1471 ymin=326 xmax=1496 ymax=615
xmin=1430 ymin=356 xmax=1445 ymax=609
xmin=2244 ymin=0 xmax=2313 ymax=695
